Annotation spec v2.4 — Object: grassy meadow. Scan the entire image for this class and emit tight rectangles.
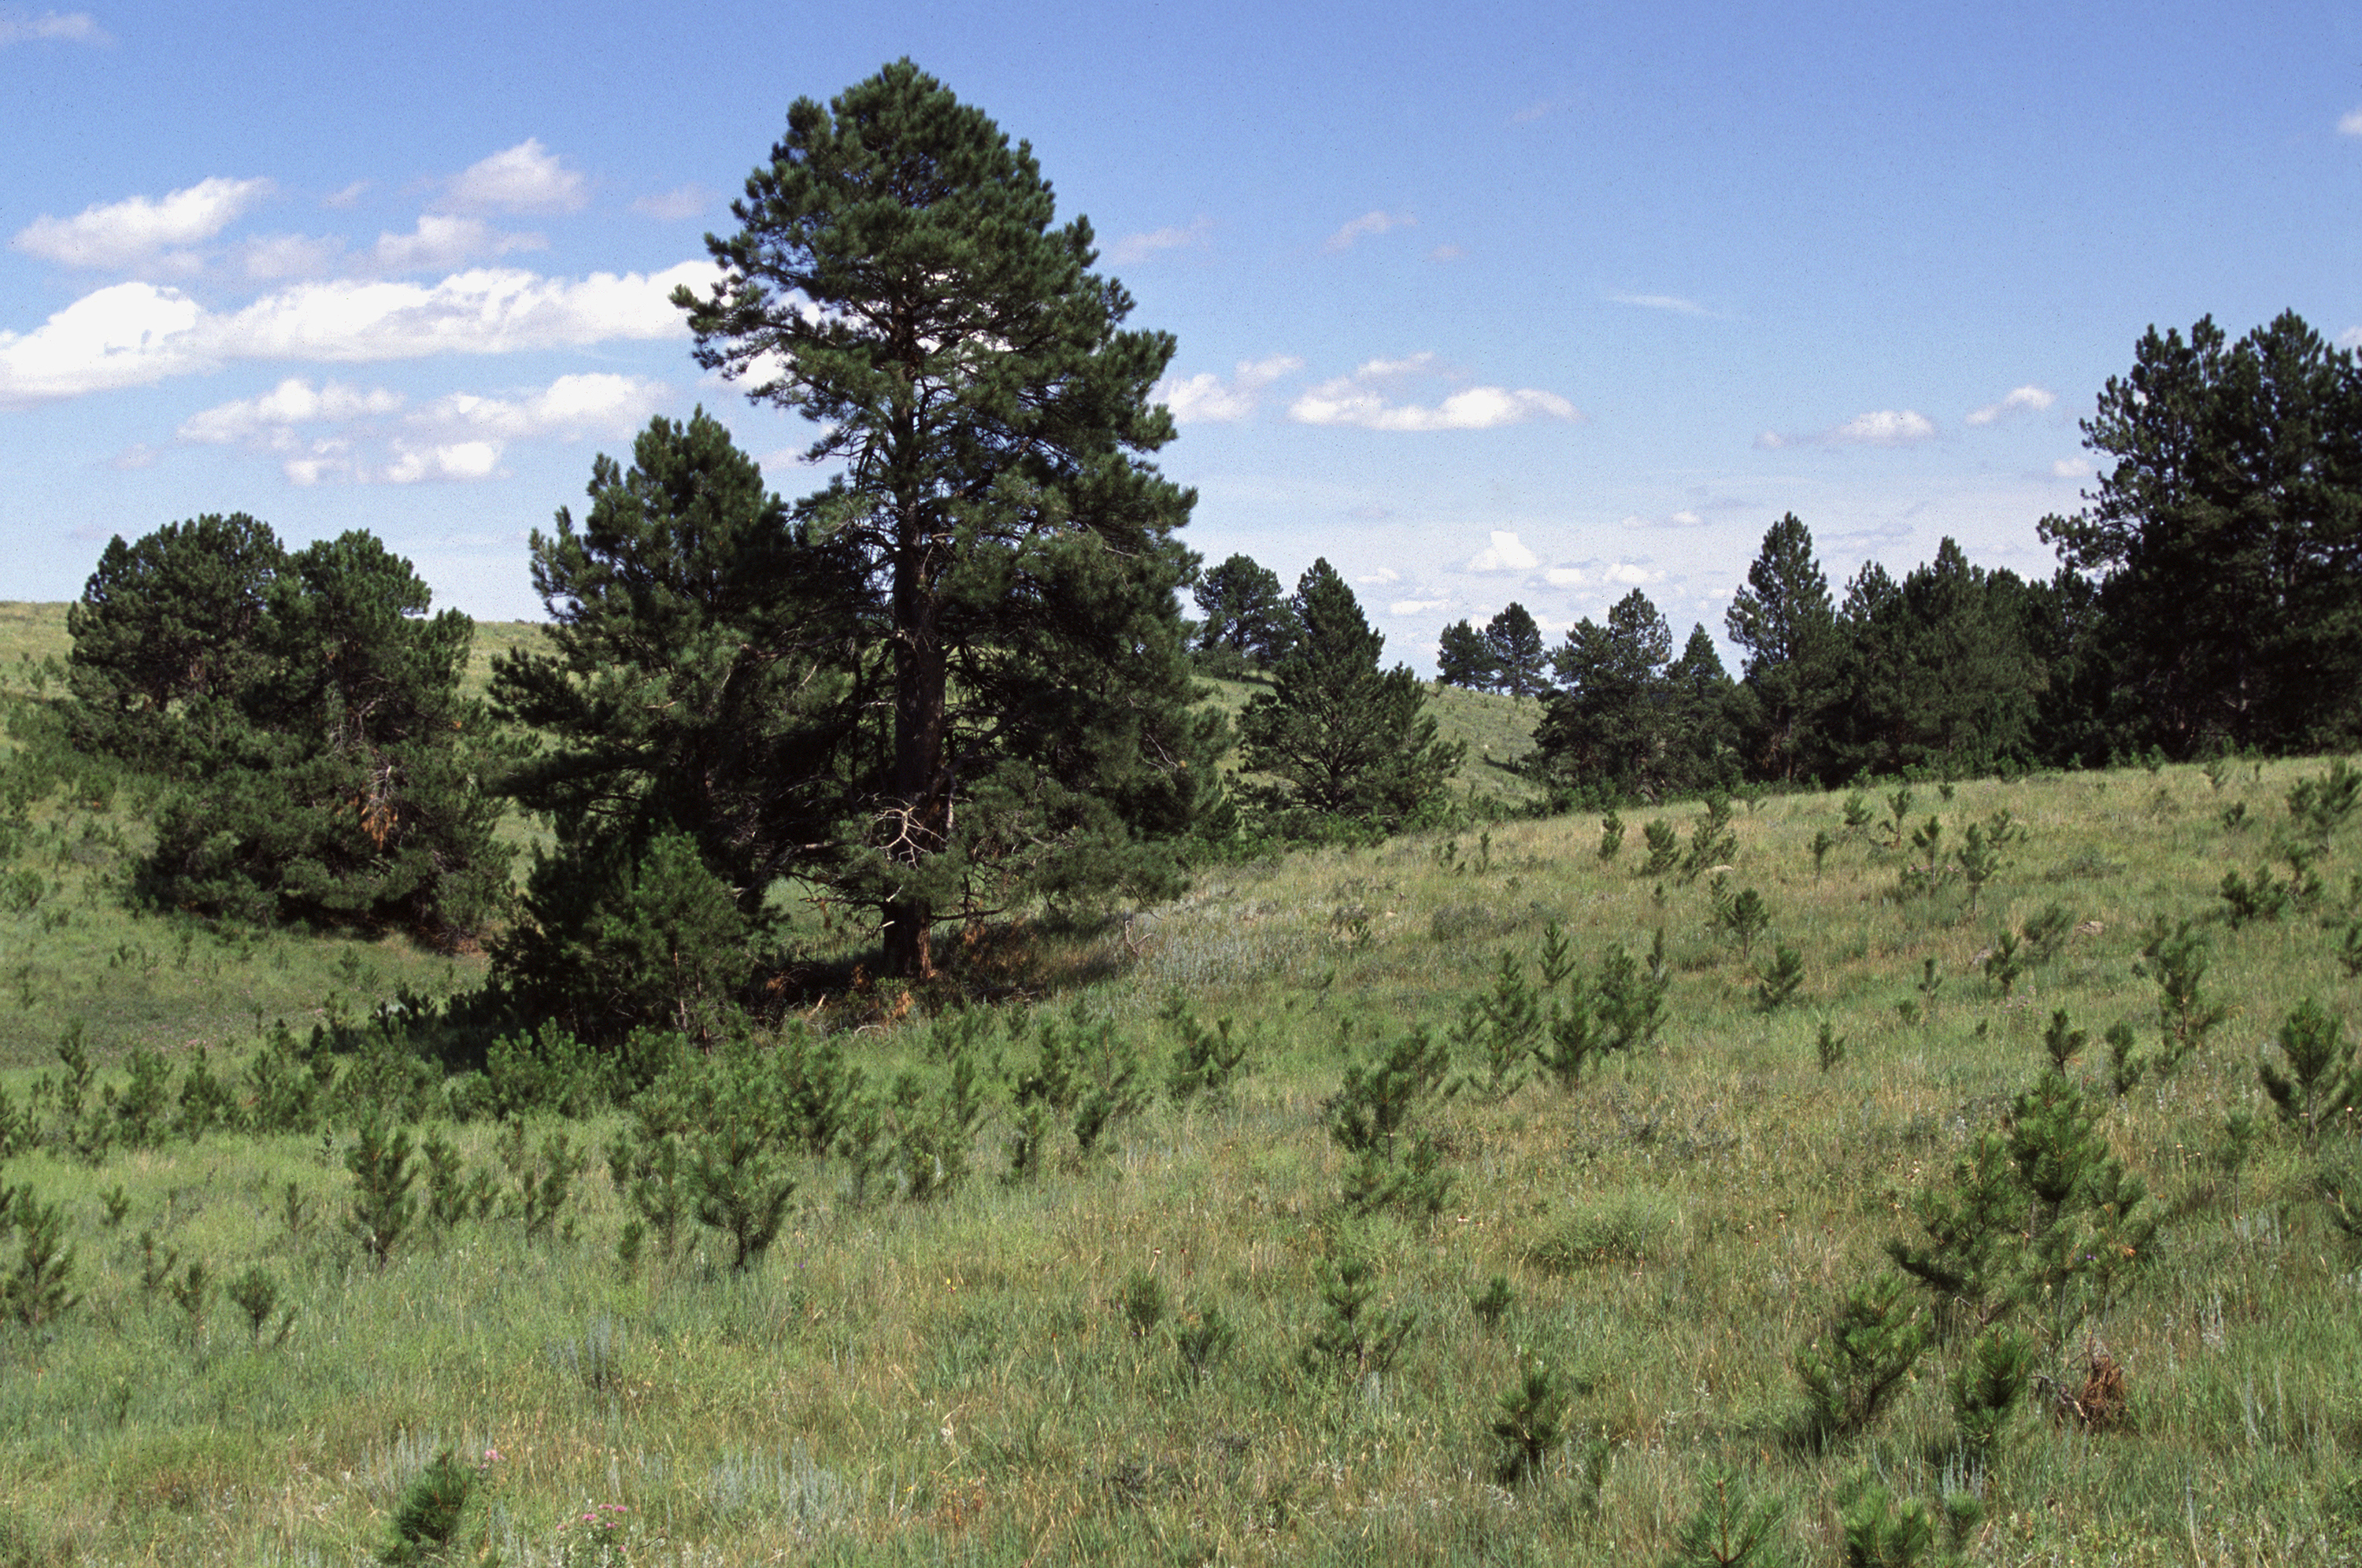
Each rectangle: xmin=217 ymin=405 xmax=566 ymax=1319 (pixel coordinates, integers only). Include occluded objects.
xmin=1 ymin=604 xmax=2360 ymax=1565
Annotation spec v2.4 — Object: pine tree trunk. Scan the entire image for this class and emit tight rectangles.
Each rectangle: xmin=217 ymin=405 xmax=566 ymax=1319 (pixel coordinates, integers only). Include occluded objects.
xmin=883 ymin=519 xmax=947 ymax=978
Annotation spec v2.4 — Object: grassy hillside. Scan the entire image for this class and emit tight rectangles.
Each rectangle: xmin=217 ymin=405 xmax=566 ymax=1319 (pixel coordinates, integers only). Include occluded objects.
xmin=0 ymin=709 xmax=2354 ymax=1562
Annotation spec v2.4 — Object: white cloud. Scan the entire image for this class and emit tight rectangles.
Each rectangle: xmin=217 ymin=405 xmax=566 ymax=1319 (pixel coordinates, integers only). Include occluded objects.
xmin=1830 ymin=409 xmax=1938 ymax=446
xmin=631 ymin=184 xmax=711 ymax=221
xmin=1609 ymin=292 xmax=1710 ymax=316
xmin=0 ymin=261 xmax=712 ymax=405
xmin=1388 ymin=597 xmax=1447 ymax=616
xmin=1754 ymin=430 xmax=1788 ymax=450
xmin=370 ymin=213 xmax=544 ymax=273
xmin=0 ymin=9 xmax=107 ymax=43
xmin=1154 ymin=353 xmax=1301 ymax=423
xmin=383 ymin=441 xmax=504 ymax=483
xmin=324 ymin=181 xmax=370 ymax=209
xmin=1543 ymin=567 xmax=1586 ymax=587
xmin=1289 ymin=355 xmax=1580 ymax=431
xmin=1108 ymin=216 xmax=1212 ymax=264
xmin=443 ymin=139 xmax=586 ymax=214
xmin=1965 ymin=384 xmax=2056 ymax=426
xmin=2341 ymin=107 xmax=2362 ymax=136
xmin=241 ymin=232 xmax=346 ymax=280
xmin=178 ymin=377 xmax=405 ymax=447
xmin=1601 ymin=562 xmax=1664 ymax=586
xmin=411 ymin=372 xmax=666 ymax=440
xmin=1357 ymin=568 xmax=1401 ymax=586
xmin=1427 ymin=243 xmax=1467 ymax=262
xmin=2050 ymin=457 xmax=2092 ymax=479
xmin=1466 ymin=531 xmax=1539 ymax=572
xmin=13 ymin=176 xmax=273 ymax=269
xmin=1623 ymin=508 xmax=1707 ymax=529
xmin=1325 ymin=209 xmax=1415 ymax=252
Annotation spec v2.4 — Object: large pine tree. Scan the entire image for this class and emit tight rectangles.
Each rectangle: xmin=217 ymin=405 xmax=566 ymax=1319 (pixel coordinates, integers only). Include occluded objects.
xmin=672 ymin=61 xmax=1216 ymax=976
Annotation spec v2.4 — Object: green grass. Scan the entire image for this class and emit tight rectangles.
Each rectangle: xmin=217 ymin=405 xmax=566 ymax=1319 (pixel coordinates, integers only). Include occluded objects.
xmin=2 ymin=602 xmax=2360 ymax=1563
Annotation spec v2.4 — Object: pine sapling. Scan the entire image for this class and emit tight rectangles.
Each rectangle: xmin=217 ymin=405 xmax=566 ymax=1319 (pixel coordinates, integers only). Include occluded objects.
xmin=226 ymin=1264 xmax=291 ymax=1344
xmin=1175 ymin=1304 xmax=1236 ymax=1376
xmin=1955 ymin=823 xmax=2001 ymax=915
xmin=2260 ymin=997 xmax=2360 ymax=1146
xmin=1667 ymin=1467 xmax=1788 ymax=1568
xmin=345 ymin=1119 xmax=416 ymax=1270
xmin=4 ymin=1193 xmax=76 ymax=1329
xmin=1816 ymin=1021 xmax=1847 ymax=1073
xmin=379 ymin=1448 xmax=474 ymax=1567
xmin=1643 ymin=819 xmax=1681 ymax=876
xmin=1794 ymin=1273 xmax=1928 ymax=1444
xmin=1489 ymin=1361 xmax=1568 ymax=1484
xmin=1303 ymin=1253 xmax=1415 ymax=1376
xmin=2105 ymin=1022 xmax=2144 ymax=1097
xmin=1468 ymin=1273 xmax=1513 ymax=1329
xmin=1811 ymin=828 xmax=1835 ymax=882
xmin=1838 ymin=1477 xmax=1937 ymax=1568
xmin=1118 ymin=1268 xmax=1168 ymax=1338
xmin=2136 ymin=919 xmax=2227 ymax=1074
xmin=1983 ymin=931 xmax=2023 ymax=1000
xmin=1949 ymin=1324 xmax=2036 ymax=1463
xmin=1597 ymin=811 xmax=1624 ymax=863
xmin=1757 ymin=945 xmax=1805 ymax=1012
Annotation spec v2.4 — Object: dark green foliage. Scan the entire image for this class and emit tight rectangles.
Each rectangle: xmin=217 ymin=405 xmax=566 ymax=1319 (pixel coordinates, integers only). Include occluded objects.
xmin=1809 ymin=828 xmax=1834 ymax=880
xmin=1238 ymin=560 xmax=1461 ymax=832
xmin=379 ymin=1448 xmax=473 ymax=1566
xmin=65 ymin=512 xmax=283 ymax=768
xmin=1328 ymin=1026 xmax=1454 ymax=1215
xmin=108 ymin=1046 xmax=171 ymax=1148
xmin=225 ymin=1264 xmax=287 ymax=1344
xmin=2005 ymin=1065 xmax=2157 ymax=1336
xmin=2318 ymin=1144 xmax=2362 ymax=1244
xmin=1597 ymin=927 xmax=1671 ymax=1052
xmin=1164 ymin=1008 xmax=1249 ymax=1105
xmin=1435 ymin=618 xmax=1497 ymax=692
xmin=1489 ymin=1361 xmax=1568 ymax=1484
xmin=1950 ymin=1323 xmax=2037 ymax=1463
xmin=1683 ymin=793 xmax=1738 ymax=882
xmin=2105 ymin=1022 xmax=2145 ymax=1097
xmin=243 ymin=1020 xmax=333 ymax=1135
xmin=1013 ymin=1008 xmax=1149 ymax=1162
xmin=1887 ymin=1130 xmax=2020 ymax=1326
xmin=1954 ymin=823 xmax=2001 ymax=914
xmin=345 ymin=1119 xmax=416 ymax=1269
xmin=1538 ymin=595 xmax=1737 ymax=801
xmin=1816 ymin=1022 xmax=1846 ymax=1072
xmin=498 ymin=1121 xmax=586 ymax=1241
xmin=1194 ymin=553 xmax=1298 ymax=671
xmin=128 ymin=528 xmax=509 ymax=941
xmin=1727 ymin=512 xmax=1838 ymax=783
xmin=676 ymin=61 xmax=1214 ymax=975
xmin=2042 ymin=1008 xmax=2087 ymax=1071
xmin=1667 ymin=1467 xmax=1790 ymax=1568
xmin=1598 ymin=811 xmax=1625 ymax=862
xmin=1794 ymin=1272 xmax=1928 ymax=1443
xmin=2 ymin=1190 xmax=76 ymax=1328
xmin=2287 ymin=759 xmax=2362 ymax=845
xmin=174 ymin=1045 xmax=238 ymax=1141
xmin=1303 ymin=1252 xmax=1415 ymax=1376
xmin=1982 ymin=931 xmax=2023 ymax=999
xmin=2042 ymin=312 xmax=2362 ymax=756
xmin=483 ymin=1021 xmax=612 ymax=1120
xmin=1756 ymin=944 xmax=1806 ymax=1012
xmin=2220 ymin=864 xmax=2289 ymax=926
xmin=1174 ymin=1303 xmax=1236 ymax=1375
xmin=1642 ymin=819 xmax=1680 ymax=875
xmin=773 ymin=1025 xmax=863 ymax=1156
xmin=1468 ymin=1273 xmax=1513 ymax=1329
xmin=692 ymin=1120 xmax=794 ymax=1271
xmin=1712 ymin=883 xmax=1771 ymax=961
xmin=1117 ymin=1268 xmax=1167 ymax=1337
xmin=2021 ymin=902 xmax=2072 ymax=966
xmin=496 ymin=829 xmax=751 ymax=1045
xmin=166 ymin=1258 xmax=209 ymax=1338
xmin=1449 ymin=949 xmax=1541 ymax=1100
xmin=1838 ymin=1477 xmax=1937 ymax=1568
xmin=420 ymin=1130 xmax=468 ymax=1230
xmin=98 ymin=1183 xmax=129 ymax=1228
xmin=2260 ymin=997 xmax=2359 ymax=1145
xmin=1483 ymin=602 xmax=1549 ymax=701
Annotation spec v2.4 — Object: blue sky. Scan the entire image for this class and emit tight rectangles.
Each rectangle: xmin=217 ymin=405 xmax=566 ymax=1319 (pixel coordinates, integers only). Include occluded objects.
xmin=4 ymin=0 xmax=2359 ymax=670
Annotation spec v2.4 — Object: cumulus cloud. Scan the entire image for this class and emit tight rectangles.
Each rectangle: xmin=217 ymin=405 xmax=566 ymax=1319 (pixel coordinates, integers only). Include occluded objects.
xmin=1965 ymin=384 xmax=2056 ymax=426
xmin=2051 ymin=457 xmax=2093 ymax=479
xmin=177 ymin=378 xmax=405 ymax=448
xmin=0 ymin=9 xmax=106 ymax=43
xmin=631 ymin=184 xmax=711 ymax=221
xmin=410 ymin=372 xmax=666 ymax=440
xmin=1325 ymin=209 xmax=1415 ymax=252
xmin=240 ymin=232 xmax=346 ymax=280
xmin=1154 ymin=353 xmax=1301 ymax=423
xmin=1108 ymin=216 xmax=1212 ymax=264
xmin=443 ymin=139 xmax=586 ymax=214
xmin=1388 ymin=597 xmax=1447 ymax=616
xmin=1288 ymin=353 xmax=1580 ymax=431
xmin=1542 ymin=560 xmax=1664 ymax=589
xmin=0 ymin=261 xmax=712 ymax=405
xmin=1357 ymin=568 xmax=1401 ymax=586
xmin=369 ymin=213 xmax=544 ymax=272
xmin=1623 ymin=508 xmax=1707 ymax=530
xmin=14 ymin=176 xmax=274 ymax=269
xmin=179 ymin=370 xmax=664 ymax=484
xmin=1831 ymin=409 xmax=1937 ymax=445
xmin=1466 ymin=531 xmax=1539 ymax=572
xmin=1609 ymin=292 xmax=1710 ymax=316
xmin=2342 ymin=107 xmax=2362 ymax=136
